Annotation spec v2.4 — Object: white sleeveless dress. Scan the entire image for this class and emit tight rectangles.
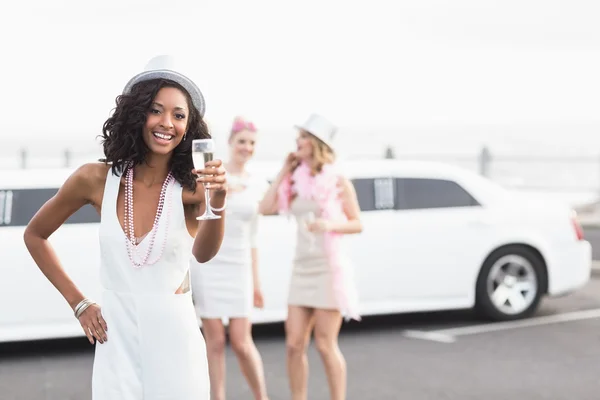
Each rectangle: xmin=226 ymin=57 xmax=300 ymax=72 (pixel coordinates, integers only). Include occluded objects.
xmin=92 ymin=169 xmax=210 ymax=400
xmin=191 ymin=173 xmax=269 ymax=319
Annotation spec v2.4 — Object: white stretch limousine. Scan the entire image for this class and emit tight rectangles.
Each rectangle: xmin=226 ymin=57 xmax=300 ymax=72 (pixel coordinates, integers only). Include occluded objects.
xmin=0 ymin=160 xmax=592 ymax=343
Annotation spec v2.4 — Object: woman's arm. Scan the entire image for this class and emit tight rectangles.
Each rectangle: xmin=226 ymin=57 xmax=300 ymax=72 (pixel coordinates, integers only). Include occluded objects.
xmin=191 ymin=160 xmax=227 ymax=263
xmin=257 ymin=169 xmax=288 ymax=216
xmin=333 ymin=176 xmax=363 ymax=234
xmin=308 ymin=176 xmax=363 ymax=235
xmin=258 ymin=152 xmax=297 ymax=215
xmin=249 ymin=213 xmax=264 ymax=308
xmin=23 ymin=163 xmax=108 ymax=344
xmin=251 ymin=247 xmax=261 ymax=291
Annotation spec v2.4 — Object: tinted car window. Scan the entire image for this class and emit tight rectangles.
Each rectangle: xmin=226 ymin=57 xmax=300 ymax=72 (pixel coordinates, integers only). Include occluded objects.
xmin=351 ymin=178 xmax=377 ymax=211
xmin=0 ymin=188 xmax=98 ymax=227
xmin=396 ymin=178 xmax=479 ymax=210
xmin=270 ymin=177 xmax=478 ymax=213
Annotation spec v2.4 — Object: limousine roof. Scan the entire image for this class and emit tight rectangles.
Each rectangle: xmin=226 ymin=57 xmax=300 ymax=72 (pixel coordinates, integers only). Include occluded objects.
xmin=250 ymin=159 xmax=509 ymax=204
xmin=0 ymin=159 xmax=506 ymax=199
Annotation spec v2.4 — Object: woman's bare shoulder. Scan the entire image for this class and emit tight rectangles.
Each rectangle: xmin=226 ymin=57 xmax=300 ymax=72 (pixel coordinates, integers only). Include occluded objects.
xmin=336 ymin=175 xmax=357 ymax=199
xmin=65 ymin=163 xmax=114 ymax=209
xmin=70 ymin=162 xmax=112 ymax=188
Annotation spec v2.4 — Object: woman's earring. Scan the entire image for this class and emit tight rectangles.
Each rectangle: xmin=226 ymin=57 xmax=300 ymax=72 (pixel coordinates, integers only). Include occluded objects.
xmin=183 ymin=132 xmax=187 ymax=140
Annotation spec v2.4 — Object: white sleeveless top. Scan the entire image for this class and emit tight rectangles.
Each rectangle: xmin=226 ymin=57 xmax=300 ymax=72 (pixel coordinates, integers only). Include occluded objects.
xmin=98 ymin=168 xmax=193 ymax=293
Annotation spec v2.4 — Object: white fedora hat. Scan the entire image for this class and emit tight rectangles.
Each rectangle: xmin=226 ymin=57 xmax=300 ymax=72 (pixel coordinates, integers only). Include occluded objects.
xmin=294 ymin=113 xmax=337 ymax=150
xmin=122 ymin=54 xmax=206 ymax=117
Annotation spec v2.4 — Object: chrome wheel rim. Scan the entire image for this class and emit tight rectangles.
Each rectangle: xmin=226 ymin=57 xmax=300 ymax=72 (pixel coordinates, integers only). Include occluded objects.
xmin=486 ymin=254 xmax=538 ymax=315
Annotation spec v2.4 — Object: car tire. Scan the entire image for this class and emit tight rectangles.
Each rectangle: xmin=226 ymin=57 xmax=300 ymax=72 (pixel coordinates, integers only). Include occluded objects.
xmin=475 ymin=245 xmax=547 ymax=321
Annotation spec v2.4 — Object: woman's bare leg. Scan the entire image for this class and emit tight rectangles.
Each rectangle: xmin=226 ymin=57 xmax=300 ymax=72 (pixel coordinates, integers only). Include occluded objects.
xmin=313 ymin=309 xmax=345 ymax=400
xmin=201 ymin=318 xmax=227 ymax=400
xmin=229 ymin=317 xmax=269 ymax=399
xmin=285 ymin=305 xmax=315 ymax=400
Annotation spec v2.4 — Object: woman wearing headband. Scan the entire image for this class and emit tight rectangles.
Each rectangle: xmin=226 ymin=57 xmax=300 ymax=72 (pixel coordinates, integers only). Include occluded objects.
xmin=191 ymin=116 xmax=270 ymax=400
xmin=259 ymin=113 xmax=363 ymax=400
xmin=23 ymin=55 xmax=224 ymax=399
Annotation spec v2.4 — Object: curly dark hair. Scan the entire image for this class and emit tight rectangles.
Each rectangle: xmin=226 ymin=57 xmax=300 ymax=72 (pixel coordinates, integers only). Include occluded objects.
xmin=99 ymin=78 xmax=210 ymax=191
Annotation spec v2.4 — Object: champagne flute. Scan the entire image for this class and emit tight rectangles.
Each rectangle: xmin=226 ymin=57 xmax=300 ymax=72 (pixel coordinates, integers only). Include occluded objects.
xmin=192 ymin=139 xmax=221 ymax=220
xmin=304 ymin=211 xmax=316 ymax=253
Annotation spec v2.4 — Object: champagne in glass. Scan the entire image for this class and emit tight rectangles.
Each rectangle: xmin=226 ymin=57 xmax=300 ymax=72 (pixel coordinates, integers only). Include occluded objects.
xmin=192 ymin=139 xmax=221 ymax=220
xmin=304 ymin=211 xmax=316 ymax=253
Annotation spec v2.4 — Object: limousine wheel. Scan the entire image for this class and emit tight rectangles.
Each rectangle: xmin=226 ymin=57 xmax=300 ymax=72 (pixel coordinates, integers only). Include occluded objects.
xmin=475 ymin=245 xmax=546 ymax=321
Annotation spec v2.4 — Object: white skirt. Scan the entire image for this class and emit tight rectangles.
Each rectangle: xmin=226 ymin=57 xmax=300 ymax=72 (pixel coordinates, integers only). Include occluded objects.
xmin=191 ymin=259 xmax=253 ymax=319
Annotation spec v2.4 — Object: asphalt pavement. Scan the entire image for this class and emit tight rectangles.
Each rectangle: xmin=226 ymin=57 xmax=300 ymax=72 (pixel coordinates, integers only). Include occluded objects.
xmin=2 ymin=278 xmax=600 ymax=400
xmin=2 ymin=228 xmax=599 ymax=399
xmin=583 ymin=226 xmax=600 ymax=260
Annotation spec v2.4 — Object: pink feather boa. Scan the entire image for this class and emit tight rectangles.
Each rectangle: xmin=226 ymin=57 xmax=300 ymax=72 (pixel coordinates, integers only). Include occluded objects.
xmin=277 ymin=162 xmax=360 ymax=321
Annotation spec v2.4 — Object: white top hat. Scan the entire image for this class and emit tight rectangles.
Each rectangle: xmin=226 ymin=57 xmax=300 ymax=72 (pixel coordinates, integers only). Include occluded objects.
xmin=122 ymin=55 xmax=206 ymax=117
xmin=294 ymin=113 xmax=338 ymax=150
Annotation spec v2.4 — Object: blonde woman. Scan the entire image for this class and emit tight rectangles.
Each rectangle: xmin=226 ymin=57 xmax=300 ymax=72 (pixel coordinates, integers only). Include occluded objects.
xmin=259 ymin=114 xmax=362 ymax=400
xmin=191 ymin=116 xmax=270 ymax=400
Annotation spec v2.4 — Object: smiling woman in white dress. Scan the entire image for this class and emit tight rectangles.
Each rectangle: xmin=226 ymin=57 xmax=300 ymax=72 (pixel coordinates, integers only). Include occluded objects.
xmin=22 ymin=55 xmax=226 ymax=400
xmin=191 ymin=116 xmax=270 ymax=400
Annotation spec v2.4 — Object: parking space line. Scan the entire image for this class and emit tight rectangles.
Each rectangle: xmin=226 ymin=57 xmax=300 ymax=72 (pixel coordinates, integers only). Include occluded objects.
xmin=401 ymin=330 xmax=456 ymax=343
xmin=431 ymin=308 xmax=600 ymax=338
xmin=400 ymin=308 xmax=600 ymax=343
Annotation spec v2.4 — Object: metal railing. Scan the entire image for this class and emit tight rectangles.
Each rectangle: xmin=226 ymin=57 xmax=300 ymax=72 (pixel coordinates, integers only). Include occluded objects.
xmin=4 ymin=146 xmax=600 ymax=198
xmin=382 ymin=146 xmax=600 ymax=195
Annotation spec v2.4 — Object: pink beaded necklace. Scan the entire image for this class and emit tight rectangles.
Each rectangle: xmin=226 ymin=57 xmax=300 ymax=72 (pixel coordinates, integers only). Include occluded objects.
xmin=124 ymin=164 xmax=174 ymax=268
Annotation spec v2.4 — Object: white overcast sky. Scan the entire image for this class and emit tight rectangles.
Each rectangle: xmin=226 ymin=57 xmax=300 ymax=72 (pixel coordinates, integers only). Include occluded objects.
xmin=1 ymin=0 xmax=599 ymax=147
